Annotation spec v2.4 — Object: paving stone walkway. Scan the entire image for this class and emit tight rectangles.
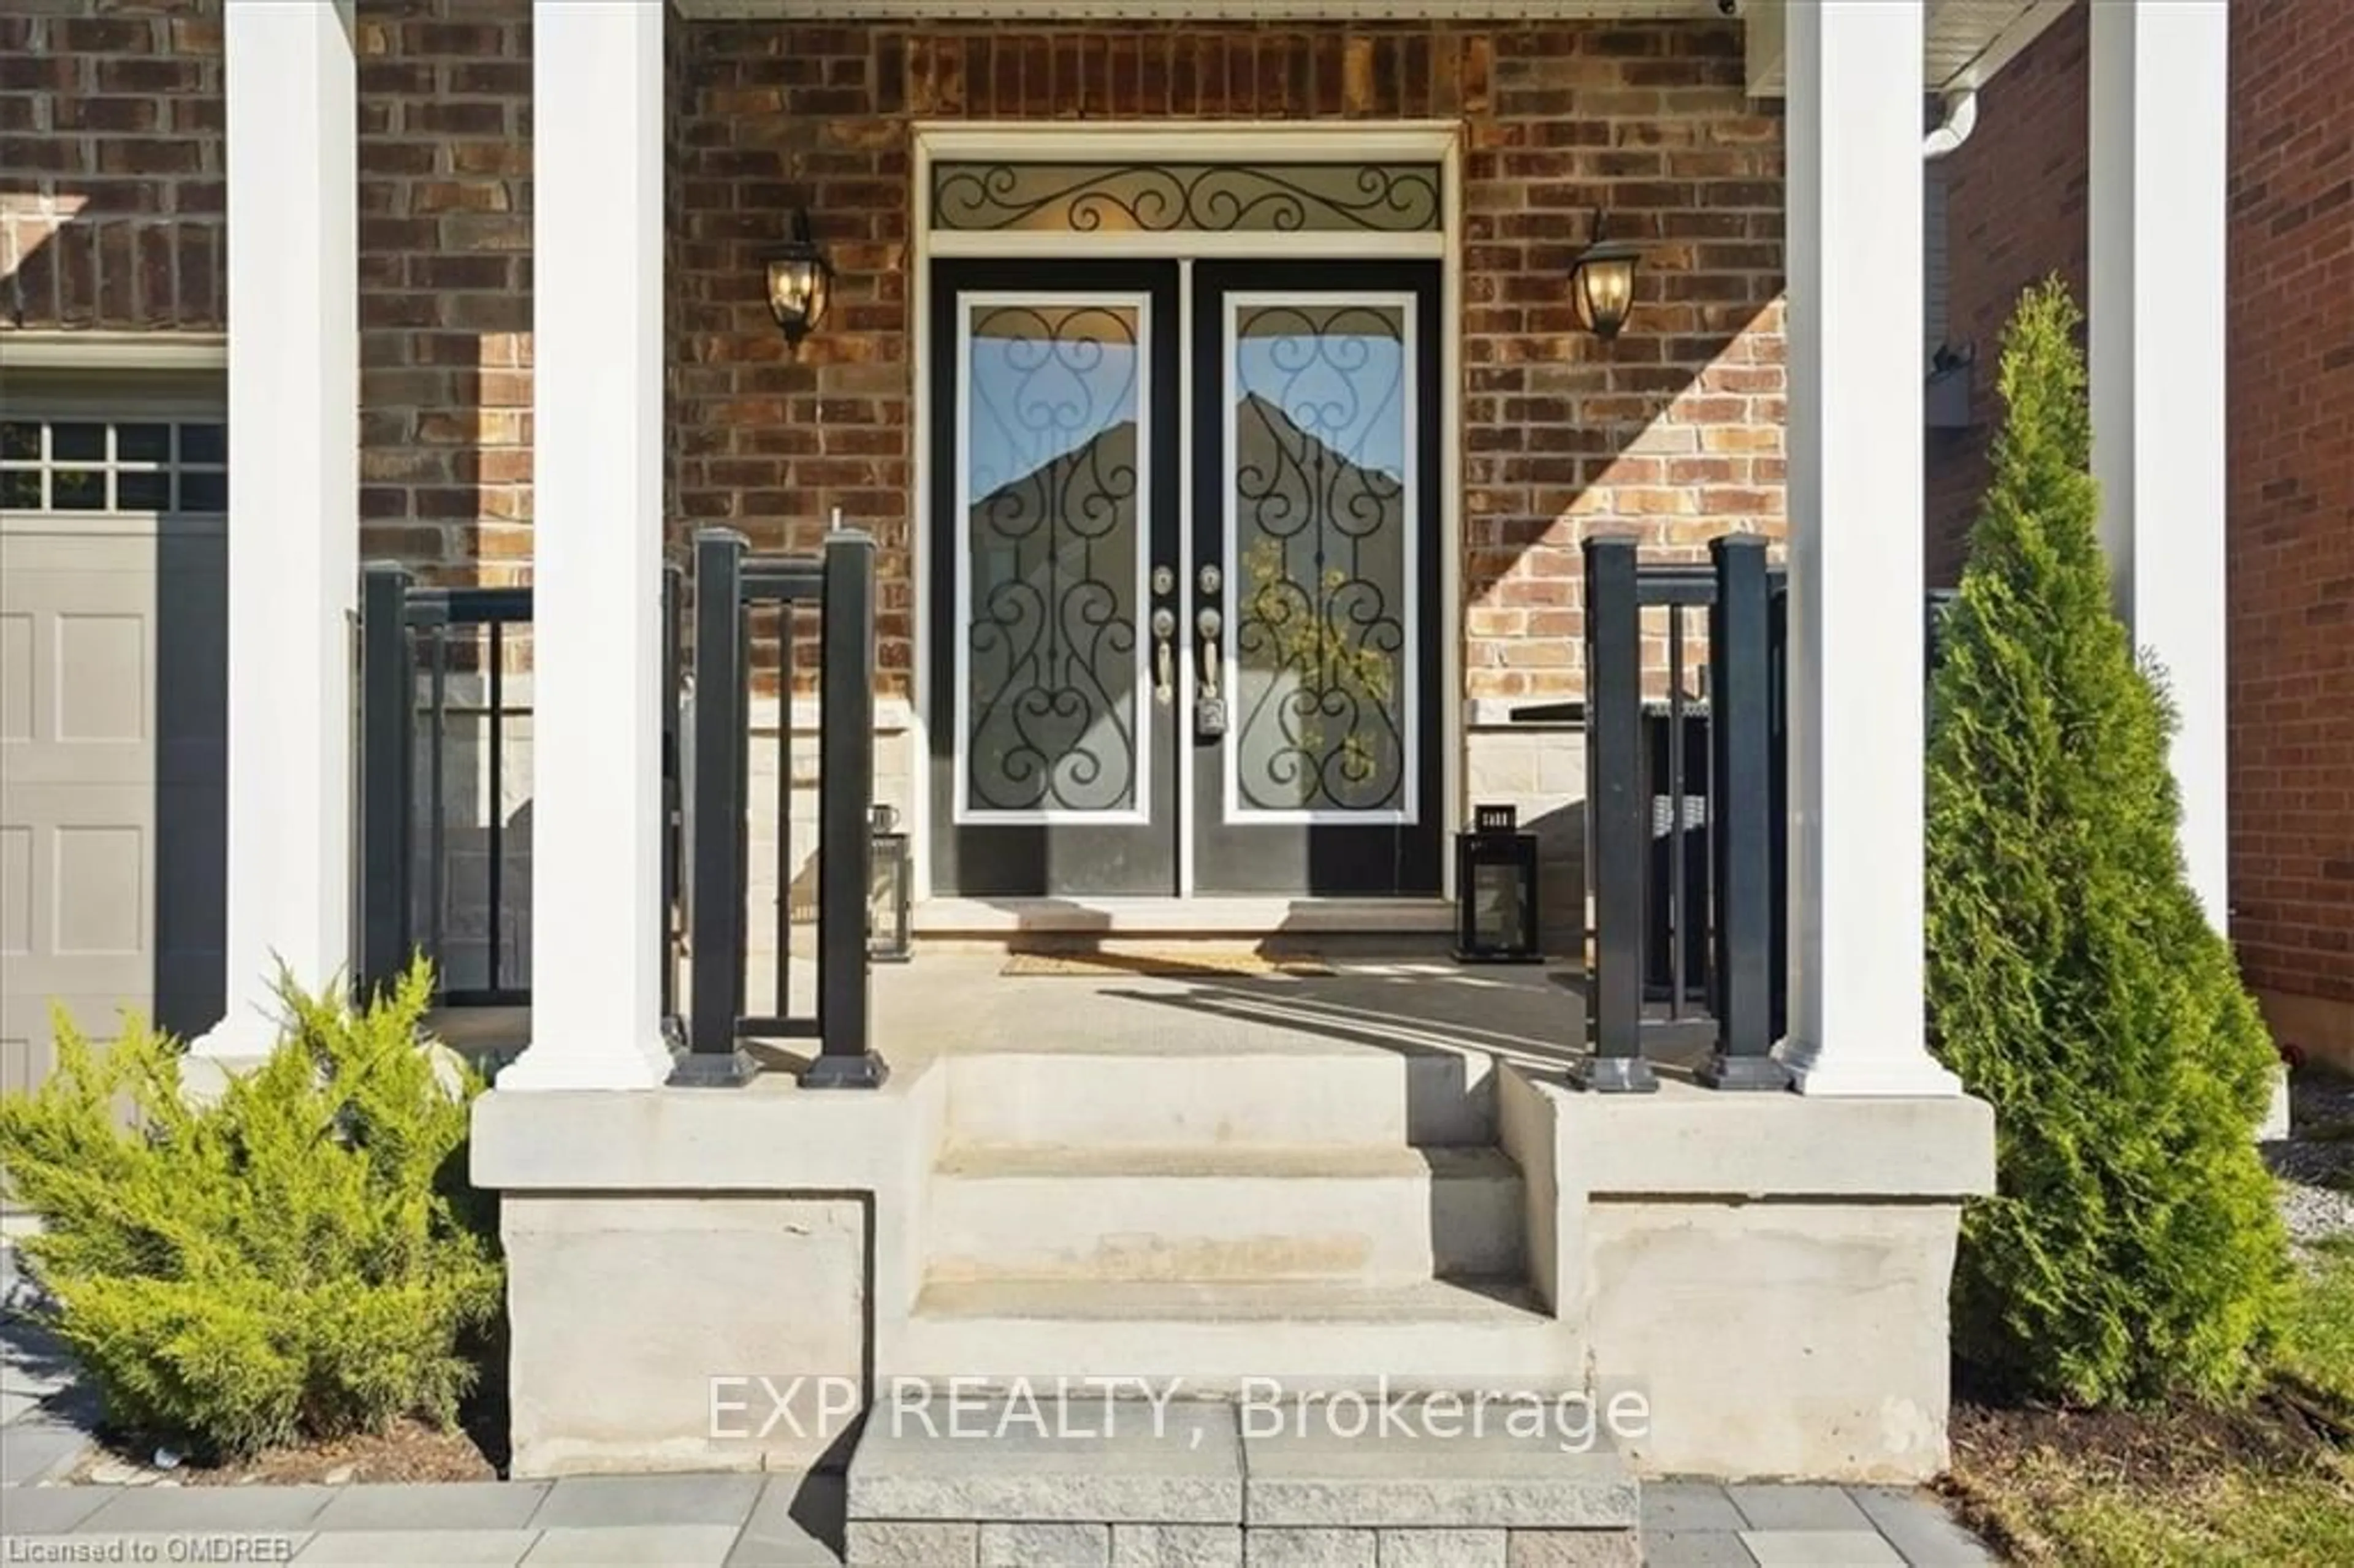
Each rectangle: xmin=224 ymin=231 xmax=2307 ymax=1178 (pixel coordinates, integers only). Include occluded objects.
xmin=0 ymin=1472 xmax=1997 ymax=1566
xmin=7 ymin=1243 xmax=1997 ymax=1564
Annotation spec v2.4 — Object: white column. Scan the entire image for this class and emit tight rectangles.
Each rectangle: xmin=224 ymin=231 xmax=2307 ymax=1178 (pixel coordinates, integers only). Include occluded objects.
xmin=193 ymin=1 xmax=357 ymax=1059
xmin=1776 ymin=0 xmax=1961 ymax=1097
xmin=2090 ymin=0 xmax=2231 ymax=924
xmin=498 ymin=0 xmax=672 ymax=1090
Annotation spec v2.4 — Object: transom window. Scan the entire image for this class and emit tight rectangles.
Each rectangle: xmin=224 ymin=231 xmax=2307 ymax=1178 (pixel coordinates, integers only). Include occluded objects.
xmin=0 ymin=416 xmax=229 ymax=513
xmin=931 ymin=160 xmax=1444 ymax=235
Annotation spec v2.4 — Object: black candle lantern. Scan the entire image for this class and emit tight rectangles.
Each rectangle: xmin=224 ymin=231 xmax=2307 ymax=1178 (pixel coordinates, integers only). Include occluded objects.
xmin=867 ymin=803 xmax=912 ymax=962
xmin=1455 ymin=804 xmax=1542 ymax=964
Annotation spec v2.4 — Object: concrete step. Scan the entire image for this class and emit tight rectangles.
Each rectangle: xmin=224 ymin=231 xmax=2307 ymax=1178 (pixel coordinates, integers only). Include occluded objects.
xmin=842 ymin=1395 xmax=1639 ymax=1568
xmin=899 ymin=1277 xmax=1577 ymax=1391
xmin=926 ymin=1144 xmax=1525 ymax=1285
xmin=940 ymin=1045 xmax=1498 ymax=1150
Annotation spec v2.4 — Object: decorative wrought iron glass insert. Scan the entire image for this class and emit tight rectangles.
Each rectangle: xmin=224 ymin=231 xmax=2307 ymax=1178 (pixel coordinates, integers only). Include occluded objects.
xmin=932 ymin=161 xmax=1444 ymax=235
xmin=959 ymin=296 xmax=1151 ymax=819
xmin=1226 ymin=297 xmax=1414 ymax=820
xmin=0 ymin=417 xmax=228 ymax=512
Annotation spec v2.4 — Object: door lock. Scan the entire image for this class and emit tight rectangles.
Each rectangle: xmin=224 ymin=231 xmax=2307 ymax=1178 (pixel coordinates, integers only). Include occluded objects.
xmin=1151 ymin=607 xmax=1176 ymax=706
xmin=1194 ymin=606 xmax=1227 ymax=738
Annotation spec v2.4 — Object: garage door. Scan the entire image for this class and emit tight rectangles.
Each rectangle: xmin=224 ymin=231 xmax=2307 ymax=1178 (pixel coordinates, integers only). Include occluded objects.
xmin=0 ymin=381 xmax=228 ymax=1092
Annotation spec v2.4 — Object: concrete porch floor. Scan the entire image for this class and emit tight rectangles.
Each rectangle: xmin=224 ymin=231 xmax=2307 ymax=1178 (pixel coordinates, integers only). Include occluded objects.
xmin=432 ymin=951 xmax=1724 ymax=1085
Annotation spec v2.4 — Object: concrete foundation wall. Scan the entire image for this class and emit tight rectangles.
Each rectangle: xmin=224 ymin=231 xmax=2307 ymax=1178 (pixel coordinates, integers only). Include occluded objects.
xmin=1585 ymin=1200 xmax=1962 ymax=1482
xmin=501 ymin=1192 xmax=870 ymax=1477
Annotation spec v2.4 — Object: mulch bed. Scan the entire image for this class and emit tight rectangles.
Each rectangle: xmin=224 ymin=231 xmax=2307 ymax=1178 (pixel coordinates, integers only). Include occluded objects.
xmin=1952 ymin=1390 xmax=2342 ymax=1490
xmin=65 ymin=1339 xmax=511 ymax=1487
xmin=1943 ymin=1386 xmax=2353 ymax=1563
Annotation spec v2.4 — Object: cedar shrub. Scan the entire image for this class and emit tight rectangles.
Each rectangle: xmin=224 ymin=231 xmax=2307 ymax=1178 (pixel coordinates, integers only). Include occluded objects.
xmin=1926 ymin=280 xmax=2288 ymax=1406
xmin=0 ymin=959 xmax=501 ymax=1459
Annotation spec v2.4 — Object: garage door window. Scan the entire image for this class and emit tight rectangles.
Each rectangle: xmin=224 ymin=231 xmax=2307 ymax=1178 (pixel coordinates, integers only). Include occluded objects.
xmin=0 ymin=417 xmax=228 ymax=513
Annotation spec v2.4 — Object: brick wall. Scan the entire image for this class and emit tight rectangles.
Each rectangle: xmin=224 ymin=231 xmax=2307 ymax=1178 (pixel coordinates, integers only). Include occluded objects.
xmin=2224 ymin=0 xmax=2354 ymax=1041
xmin=1922 ymin=2 xmax=2087 ymax=586
xmin=0 ymin=0 xmax=224 ymax=332
xmin=668 ymin=20 xmax=1786 ymax=698
xmin=354 ymin=0 xmax=533 ymax=576
xmin=7 ymin=10 xmax=1786 ymax=701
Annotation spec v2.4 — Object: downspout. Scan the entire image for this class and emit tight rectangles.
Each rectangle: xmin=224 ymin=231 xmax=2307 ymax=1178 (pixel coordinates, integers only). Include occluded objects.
xmin=1922 ymin=87 xmax=1979 ymax=159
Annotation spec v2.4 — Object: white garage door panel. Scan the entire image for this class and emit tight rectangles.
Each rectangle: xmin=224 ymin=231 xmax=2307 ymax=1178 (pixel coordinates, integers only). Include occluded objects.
xmin=2 ymin=392 xmax=230 ymax=1083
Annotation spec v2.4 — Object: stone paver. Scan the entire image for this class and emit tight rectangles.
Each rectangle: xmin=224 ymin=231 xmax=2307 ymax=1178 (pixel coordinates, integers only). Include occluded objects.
xmin=82 ymin=1482 xmax=338 ymax=1531
xmin=849 ymin=1398 xmax=1241 ymax=1525
xmin=1641 ymin=1530 xmax=1759 ymax=1567
xmin=1726 ymin=1483 xmax=1875 ymax=1532
xmin=1379 ymin=1526 xmax=1507 ymax=1567
xmin=1846 ymin=1486 xmax=1997 ymax=1566
xmin=1739 ymin=1528 xmax=1905 ymax=1567
xmin=0 ymin=1412 xmax=90 ymax=1486
xmin=311 ymin=1478 xmax=551 ymax=1531
xmin=0 ymin=1481 xmax=118 ymax=1532
xmin=1640 ymin=1482 xmax=1748 ymax=1534
xmin=1111 ymin=1523 xmax=1244 ymax=1567
xmin=728 ymin=1474 xmax=846 ymax=1568
xmin=530 ymin=1471 xmax=764 ymax=1529
xmin=296 ymin=1528 xmax=537 ymax=1564
xmin=525 ymin=1523 xmax=746 ymax=1564
xmin=980 ymin=1519 xmax=1112 ymax=1566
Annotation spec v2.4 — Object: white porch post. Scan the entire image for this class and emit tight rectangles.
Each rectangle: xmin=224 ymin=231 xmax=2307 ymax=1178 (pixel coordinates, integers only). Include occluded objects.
xmin=497 ymin=0 xmax=672 ymax=1090
xmin=2090 ymin=0 xmax=2231 ymax=924
xmin=194 ymin=1 xmax=358 ymax=1058
xmin=1777 ymin=0 xmax=1960 ymax=1097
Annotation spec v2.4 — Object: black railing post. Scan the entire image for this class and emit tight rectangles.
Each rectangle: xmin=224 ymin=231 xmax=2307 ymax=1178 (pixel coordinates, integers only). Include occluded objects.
xmin=802 ymin=528 xmax=888 ymax=1089
xmin=677 ymin=529 xmax=754 ymax=1086
xmin=660 ymin=561 xmax=684 ymax=1038
xmin=1575 ymin=536 xmax=1657 ymax=1093
xmin=1698 ymin=535 xmax=1789 ymax=1090
xmin=357 ymin=563 xmax=413 ymax=999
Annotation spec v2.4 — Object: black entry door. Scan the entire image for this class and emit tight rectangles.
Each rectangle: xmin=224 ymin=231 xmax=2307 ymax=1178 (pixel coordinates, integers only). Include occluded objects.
xmin=1188 ymin=261 xmax=1444 ymax=895
xmin=928 ymin=260 xmax=1183 ymax=895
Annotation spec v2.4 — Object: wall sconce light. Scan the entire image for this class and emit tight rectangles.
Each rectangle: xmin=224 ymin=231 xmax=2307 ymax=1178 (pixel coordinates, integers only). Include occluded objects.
xmin=1567 ymin=209 xmax=1643 ymax=341
xmin=764 ymin=208 xmax=833 ymax=348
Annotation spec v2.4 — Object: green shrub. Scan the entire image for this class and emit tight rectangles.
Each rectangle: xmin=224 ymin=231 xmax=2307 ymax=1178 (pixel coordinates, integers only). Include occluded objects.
xmin=0 ymin=960 xmax=502 ymax=1459
xmin=1925 ymin=280 xmax=2289 ymax=1406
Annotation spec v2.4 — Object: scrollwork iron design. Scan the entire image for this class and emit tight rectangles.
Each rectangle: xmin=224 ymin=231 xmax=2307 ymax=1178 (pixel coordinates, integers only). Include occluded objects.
xmin=963 ymin=302 xmax=1145 ymax=815
xmin=1230 ymin=302 xmax=1410 ymax=815
xmin=932 ymin=162 xmax=1442 ymax=235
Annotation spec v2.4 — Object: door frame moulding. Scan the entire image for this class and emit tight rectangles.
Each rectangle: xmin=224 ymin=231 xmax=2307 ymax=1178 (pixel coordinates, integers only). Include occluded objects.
xmin=909 ymin=119 xmax=1464 ymax=902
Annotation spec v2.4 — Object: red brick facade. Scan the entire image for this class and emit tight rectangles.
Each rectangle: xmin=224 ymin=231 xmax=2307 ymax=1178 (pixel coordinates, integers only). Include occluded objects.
xmin=667 ymin=20 xmax=1786 ymax=698
xmin=1921 ymin=1 xmax=2086 ymax=585
xmin=4 ymin=4 xmax=1785 ymax=699
xmin=1928 ymin=0 xmax=2354 ymax=1053
xmin=0 ymin=0 xmax=224 ymax=333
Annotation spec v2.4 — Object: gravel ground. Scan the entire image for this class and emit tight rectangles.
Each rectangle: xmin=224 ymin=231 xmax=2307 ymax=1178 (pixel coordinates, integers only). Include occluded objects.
xmin=2266 ymin=1068 xmax=2354 ymax=1249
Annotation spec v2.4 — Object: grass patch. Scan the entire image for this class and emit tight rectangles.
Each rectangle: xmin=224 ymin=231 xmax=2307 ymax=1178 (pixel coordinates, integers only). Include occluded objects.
xmin=1951 ymin=1243 xmax=2354 ymax=1566
xmin=2280 ymin=1238 xmax=2354 ymax=1415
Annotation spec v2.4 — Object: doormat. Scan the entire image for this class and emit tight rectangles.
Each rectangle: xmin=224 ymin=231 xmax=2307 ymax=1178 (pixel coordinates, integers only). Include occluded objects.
xmin=1000 ymin=950 xmax=1336 ymax=979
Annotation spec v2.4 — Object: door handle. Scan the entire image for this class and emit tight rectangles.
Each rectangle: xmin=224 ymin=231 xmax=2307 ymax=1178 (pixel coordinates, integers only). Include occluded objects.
xmin=1151 ymin=608 xmax=1176 ymax=706
xmin=1196 ymin=607 xmax=1222 ymax=701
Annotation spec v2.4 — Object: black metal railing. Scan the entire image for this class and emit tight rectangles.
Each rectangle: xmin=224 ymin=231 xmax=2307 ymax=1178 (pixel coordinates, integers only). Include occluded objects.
xmin=681 ymin=526 xmax=888 ymax=1090
xmin=356 ymin=565 xmax=687 ymax=1014
xmin=1577 ymin=533 xmax=1789 ymax=1092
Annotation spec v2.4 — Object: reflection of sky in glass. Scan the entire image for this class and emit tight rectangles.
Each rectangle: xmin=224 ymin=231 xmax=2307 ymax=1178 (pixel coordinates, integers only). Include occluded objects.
xmin=966 ymin=317 xmax=1140 ymax=504
xmin=1234 ymin=329 xmax=1407 ymax=483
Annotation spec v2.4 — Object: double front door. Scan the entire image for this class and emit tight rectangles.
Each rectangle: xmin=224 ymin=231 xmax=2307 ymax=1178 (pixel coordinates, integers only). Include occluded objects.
xmin=929 ymin=259 xmax=1441 ymax=897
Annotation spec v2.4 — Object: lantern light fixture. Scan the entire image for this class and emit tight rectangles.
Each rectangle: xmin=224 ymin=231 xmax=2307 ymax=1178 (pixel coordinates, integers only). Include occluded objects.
xmin=1454 ymin=804 xmax=1543 ymax=964
xmin=764 ymin=208 xmax=834 ymax=348
xmin=1567 ymin=208 xmax=1643 ymax=341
